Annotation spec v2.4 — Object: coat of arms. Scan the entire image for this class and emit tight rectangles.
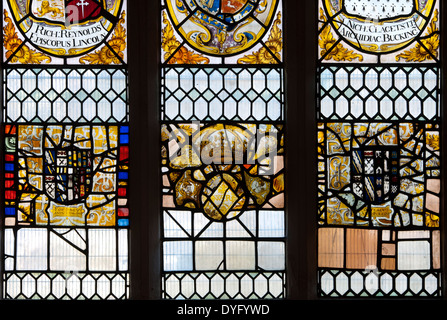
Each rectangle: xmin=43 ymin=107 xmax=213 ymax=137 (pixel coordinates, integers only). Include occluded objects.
xmin=351 ymin=148 xmax=400 ymax=204
xmin=44 ymin=146 xmax=93 ymax=203
xmin=165 ymin=0 xmax=277 ymax=56
xmin=29 ymin=0 xmax=105 ymax=26
xmin=197 ymin=0 xmax=248 ymax=15
xmin=342 ymin=0 xmax=417 ymax=21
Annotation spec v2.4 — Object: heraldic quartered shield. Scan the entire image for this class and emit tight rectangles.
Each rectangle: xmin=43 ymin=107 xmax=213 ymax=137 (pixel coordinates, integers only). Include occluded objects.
xmin=6 ymin=0 xmax=124 ymax=57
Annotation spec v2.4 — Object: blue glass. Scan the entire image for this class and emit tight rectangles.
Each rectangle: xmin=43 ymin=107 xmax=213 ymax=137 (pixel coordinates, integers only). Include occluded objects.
xmin=5 ymin=207 xmax=15 ymax=216
xmin=120 ymin=134 xmax=129 ymax=144
xmin=118 ymin=219 xmax=129 ymax=227
xmin=118 ymin=172 xmax=129 ymax=180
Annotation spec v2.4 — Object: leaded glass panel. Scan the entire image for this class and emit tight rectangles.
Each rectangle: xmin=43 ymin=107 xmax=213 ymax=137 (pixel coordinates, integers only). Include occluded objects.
xmin=317 ymin=0 xmax=442 ymax=297
xmin=160 ymin=0 xmax=285 ymax=299
xmin=1 ymin=0 xmax=129 ymax=299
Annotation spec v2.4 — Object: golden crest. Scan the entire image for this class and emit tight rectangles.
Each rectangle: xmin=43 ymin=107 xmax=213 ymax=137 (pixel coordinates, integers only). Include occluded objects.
xmin=164 ymin=0 xmax=279 ymax=58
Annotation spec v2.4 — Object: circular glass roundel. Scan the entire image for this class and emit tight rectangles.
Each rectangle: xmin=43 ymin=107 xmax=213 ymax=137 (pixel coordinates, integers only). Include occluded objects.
xmin=165 ymin=0 xmax=279 ymax=56
xmin=322 ymin=0 xmax=437 ymax=54
xmin=6 ymin=0 xmax=124 ymax=57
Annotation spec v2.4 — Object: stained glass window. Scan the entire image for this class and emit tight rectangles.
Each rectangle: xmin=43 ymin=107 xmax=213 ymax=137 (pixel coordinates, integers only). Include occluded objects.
xmin=317 ymin=0 xmax=442 ymax=297
xmin=160 ymin=0 xmax=286 ymax=299
xmin=1 ymin=0 xmax=129 ymax=299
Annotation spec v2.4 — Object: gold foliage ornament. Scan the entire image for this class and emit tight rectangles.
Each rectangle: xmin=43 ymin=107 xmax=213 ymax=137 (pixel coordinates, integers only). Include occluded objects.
xmin=426 ymin=132 xmax=440 ymax=151
xmin=161 ymin=11 xmax=209 ymax=64
xmin=318 ymin=8 xmax=363 ymax=62
xmin=426 ymin=212 xmax=439 ymax=228
xmin=396 ymin=10 xmax=439 ymax=62
xmin=237 ymin=12 xmax=283 ymax=64
xmin=79 ymin=11 xmax=127 ymax=64
xmin=3 ymin=10 xmax=51 ymax=64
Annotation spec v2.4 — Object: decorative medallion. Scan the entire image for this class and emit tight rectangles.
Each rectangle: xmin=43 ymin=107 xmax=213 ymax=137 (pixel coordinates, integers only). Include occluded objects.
xmin=164 ymin=0 xmax=279 ymax=56
xmin=321 ymin=0 xmax=437 ymax=54
xmin=14 ymin=125 xmax=123 ymax=226
xmin=161 ymin=123 xmax=285 ymax=222
xmin=5 ymin=0 xmax=124 ymax=57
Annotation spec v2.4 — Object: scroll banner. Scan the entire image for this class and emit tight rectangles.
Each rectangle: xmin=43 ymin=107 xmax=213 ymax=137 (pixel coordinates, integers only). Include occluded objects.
xmin=26 ymin=22 xmax=108 ymax=50
xmin=337 ymin=18 xmax=421 ymax=47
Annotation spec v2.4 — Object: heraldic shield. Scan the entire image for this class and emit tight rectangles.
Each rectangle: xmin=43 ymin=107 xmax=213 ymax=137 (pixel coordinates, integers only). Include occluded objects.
xmin=341 ymin=0 xmax=417 ymax=21
xmin=29 ymin=0 xmax=106 ymax=26
xmin=44 ymin=145 xmax=93 ymax=204
xmin=196 ymin=0 xmax=249 ymax=15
